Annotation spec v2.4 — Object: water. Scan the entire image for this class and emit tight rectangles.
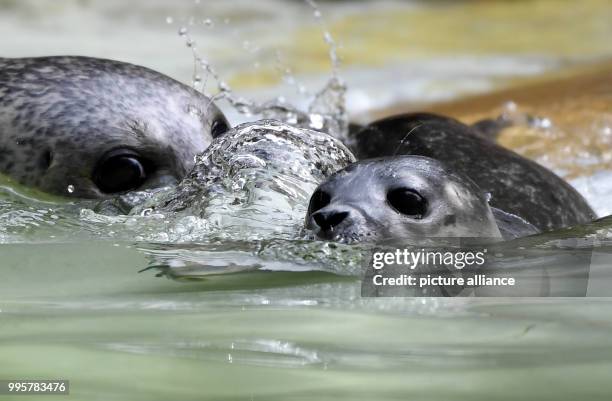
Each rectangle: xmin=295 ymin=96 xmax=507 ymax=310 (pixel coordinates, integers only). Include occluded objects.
xmin=4 ymin=243 xmax=612 ymax=400
xmin=3 ymin=0 xmax=612 ymax=400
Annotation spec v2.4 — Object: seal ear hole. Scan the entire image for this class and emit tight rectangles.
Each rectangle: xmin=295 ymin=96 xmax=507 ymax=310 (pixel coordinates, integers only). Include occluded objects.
xmin=387 ymin=188 xmax=428 ymax=219
xmin=308 ymin=190 xmax=331 ymax=214
xmin=211 ymin=118 xmax=230 ymax=138
xmin=40 ymin=150 xmax=53 ymax=170
xmin=93 ymin=150 xmax=152 ymax=194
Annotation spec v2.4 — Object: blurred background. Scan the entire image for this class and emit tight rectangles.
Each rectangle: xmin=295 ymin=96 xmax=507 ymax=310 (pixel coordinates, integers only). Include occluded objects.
xmin=2 ymin=0 xmax=612 ymax=124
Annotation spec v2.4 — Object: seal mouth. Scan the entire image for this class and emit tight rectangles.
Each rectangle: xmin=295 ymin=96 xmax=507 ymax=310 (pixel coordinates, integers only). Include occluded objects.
xmin=314 ymin=229 xmax=363 ymax=244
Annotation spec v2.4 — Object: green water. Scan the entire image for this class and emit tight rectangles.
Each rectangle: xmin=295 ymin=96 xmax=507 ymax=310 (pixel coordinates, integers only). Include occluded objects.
xmin=2 ymin=242 xmax=612 ymax=400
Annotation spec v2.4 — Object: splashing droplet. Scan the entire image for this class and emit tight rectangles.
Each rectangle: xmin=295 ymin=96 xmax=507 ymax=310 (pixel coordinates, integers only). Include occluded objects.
xmin=165 ymin=16 xmax=174 ymax=24
xmin=178 ymin=27 xmax=188 ymax=36
xmin=67 ymin=185 xmax=75 ymax=194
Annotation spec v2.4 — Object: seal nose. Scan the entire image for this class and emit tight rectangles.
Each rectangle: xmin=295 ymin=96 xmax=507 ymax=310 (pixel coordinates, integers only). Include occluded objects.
xmin=312 ymin=210 xmax=349 ymax=231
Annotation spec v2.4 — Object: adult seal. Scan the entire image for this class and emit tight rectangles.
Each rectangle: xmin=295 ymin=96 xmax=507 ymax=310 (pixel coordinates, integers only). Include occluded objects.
xmin=347 ymin=113 xmax=595 ymax=232
xmin=0 ymin=56 xmax=230 ymax=198
xmin=305 ymin=156 xmax=539 ymax=243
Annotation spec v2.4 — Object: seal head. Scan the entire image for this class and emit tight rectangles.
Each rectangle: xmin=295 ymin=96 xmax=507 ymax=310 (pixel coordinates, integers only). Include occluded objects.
xmin=0 ymin=56 xmax=229 ymax=198
xmin=305 ymin=156 xmax=506 ymax=244
xmin=349 ymin=113 xmax=595 ymax=231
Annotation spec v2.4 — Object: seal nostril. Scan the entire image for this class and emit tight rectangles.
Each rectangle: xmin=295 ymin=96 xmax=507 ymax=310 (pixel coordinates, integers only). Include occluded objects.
xmin=308 ymin=190 xmax=331 ymax=213
xmin=313 ymin=211 xmax=349 ymax=231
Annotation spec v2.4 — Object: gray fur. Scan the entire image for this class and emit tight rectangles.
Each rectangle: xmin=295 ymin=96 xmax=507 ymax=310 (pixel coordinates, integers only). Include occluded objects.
xmin=0 ymin=56 xmax=228 ymax=198
xmin=350 ymin=113 xmax=595 ymax=232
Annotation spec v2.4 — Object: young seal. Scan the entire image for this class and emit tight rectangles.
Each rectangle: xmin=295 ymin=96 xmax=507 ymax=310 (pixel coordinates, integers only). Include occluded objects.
xmin=305 ymin=156 xmax=539 ymax=243
xmin=0 ymin=56 xmax=230 ymax=198
xmin=348 ymin=113 xmax=595 ymax=232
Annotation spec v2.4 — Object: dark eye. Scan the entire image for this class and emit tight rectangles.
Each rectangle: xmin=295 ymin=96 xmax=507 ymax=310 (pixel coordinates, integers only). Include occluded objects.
xmin=387 ymin=188 xmax=427 ymax=218
xmin=93 ymin=150 xmax=149 ymax=193
xmin=308 ymin=190 xmax=331 ymax=214
xmin=211 ymin=118 xmax=229 ymax=137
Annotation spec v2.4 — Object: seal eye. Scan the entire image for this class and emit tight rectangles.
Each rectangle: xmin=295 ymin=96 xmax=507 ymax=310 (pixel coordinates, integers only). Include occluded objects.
xmin=93 ymin=150 xmax=148 ymax=194
xmin=211 ymin=118 xmax=229 ymax=138
xmin=308 ymin=190 xmax=331 ymax=214
xmin=387 ymin=188 xmax=427 ymax=219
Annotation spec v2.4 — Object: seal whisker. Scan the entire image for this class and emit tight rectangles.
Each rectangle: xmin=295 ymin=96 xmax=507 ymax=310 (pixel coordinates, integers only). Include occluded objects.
xmin=392 ymin=122 xmax=424 ymax=156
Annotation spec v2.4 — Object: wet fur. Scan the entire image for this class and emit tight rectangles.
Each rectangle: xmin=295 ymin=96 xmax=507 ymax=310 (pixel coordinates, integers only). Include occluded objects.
xmin=350 ymin=113 xmax=595 ymax=232
xmin=0 ymin=56 xmax=227 ymax=197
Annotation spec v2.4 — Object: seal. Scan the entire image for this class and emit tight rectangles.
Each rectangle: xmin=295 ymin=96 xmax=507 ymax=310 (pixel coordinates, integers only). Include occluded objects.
xmin=0 ymin=56 xmax=230 ymax=198
xmin=305 ymin=156 xmax=539 ymax=243
xmin=348 ymin=113 xmax=595 ymax=232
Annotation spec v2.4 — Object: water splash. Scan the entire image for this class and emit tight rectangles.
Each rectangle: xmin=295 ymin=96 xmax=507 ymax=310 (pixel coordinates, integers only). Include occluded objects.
xmin=130 ymin=120 xmax=355 ymax=242
xmin=171 ymin=0 xmax=349 ymax=141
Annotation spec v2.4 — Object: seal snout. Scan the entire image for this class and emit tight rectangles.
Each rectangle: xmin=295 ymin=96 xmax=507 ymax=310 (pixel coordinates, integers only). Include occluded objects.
xmin=312 ymin=208 xmax=349 ymax=231
xmin=307 ymin=202 xmax=365 ymax=242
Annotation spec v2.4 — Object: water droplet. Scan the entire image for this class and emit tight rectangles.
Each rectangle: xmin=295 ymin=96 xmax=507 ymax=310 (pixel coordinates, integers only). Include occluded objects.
xmin=502 ymin=101 xmax=517 ymax=112
xmin=324 ymin=32 xmax=333 ymax=45
xmin=67 ymin=185 xmax=74 ymax=193
xmin=539 ymin=118 xmax=552 ymax=129
xmin=178 ymin=27 xmax=188 ymax=36
xmin=165 ymin=16 xmax=174 ymax=24
xmin=203 ymin=18 xmax=214 ymax=28
xmin=219 ymin=81 xmax=231 ymax=92
xmin=309 ymin=114 xmax=324 ymax=130
xmin=285 ymin=112 xmax=298 ymax=125
xmin=186 ymin=38 xmax=196 ymax=48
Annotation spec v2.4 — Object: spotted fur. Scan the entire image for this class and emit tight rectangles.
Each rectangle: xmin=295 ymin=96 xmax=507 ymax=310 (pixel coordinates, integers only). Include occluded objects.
xmin=0 ymin=56 xmax=228 ymax=197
